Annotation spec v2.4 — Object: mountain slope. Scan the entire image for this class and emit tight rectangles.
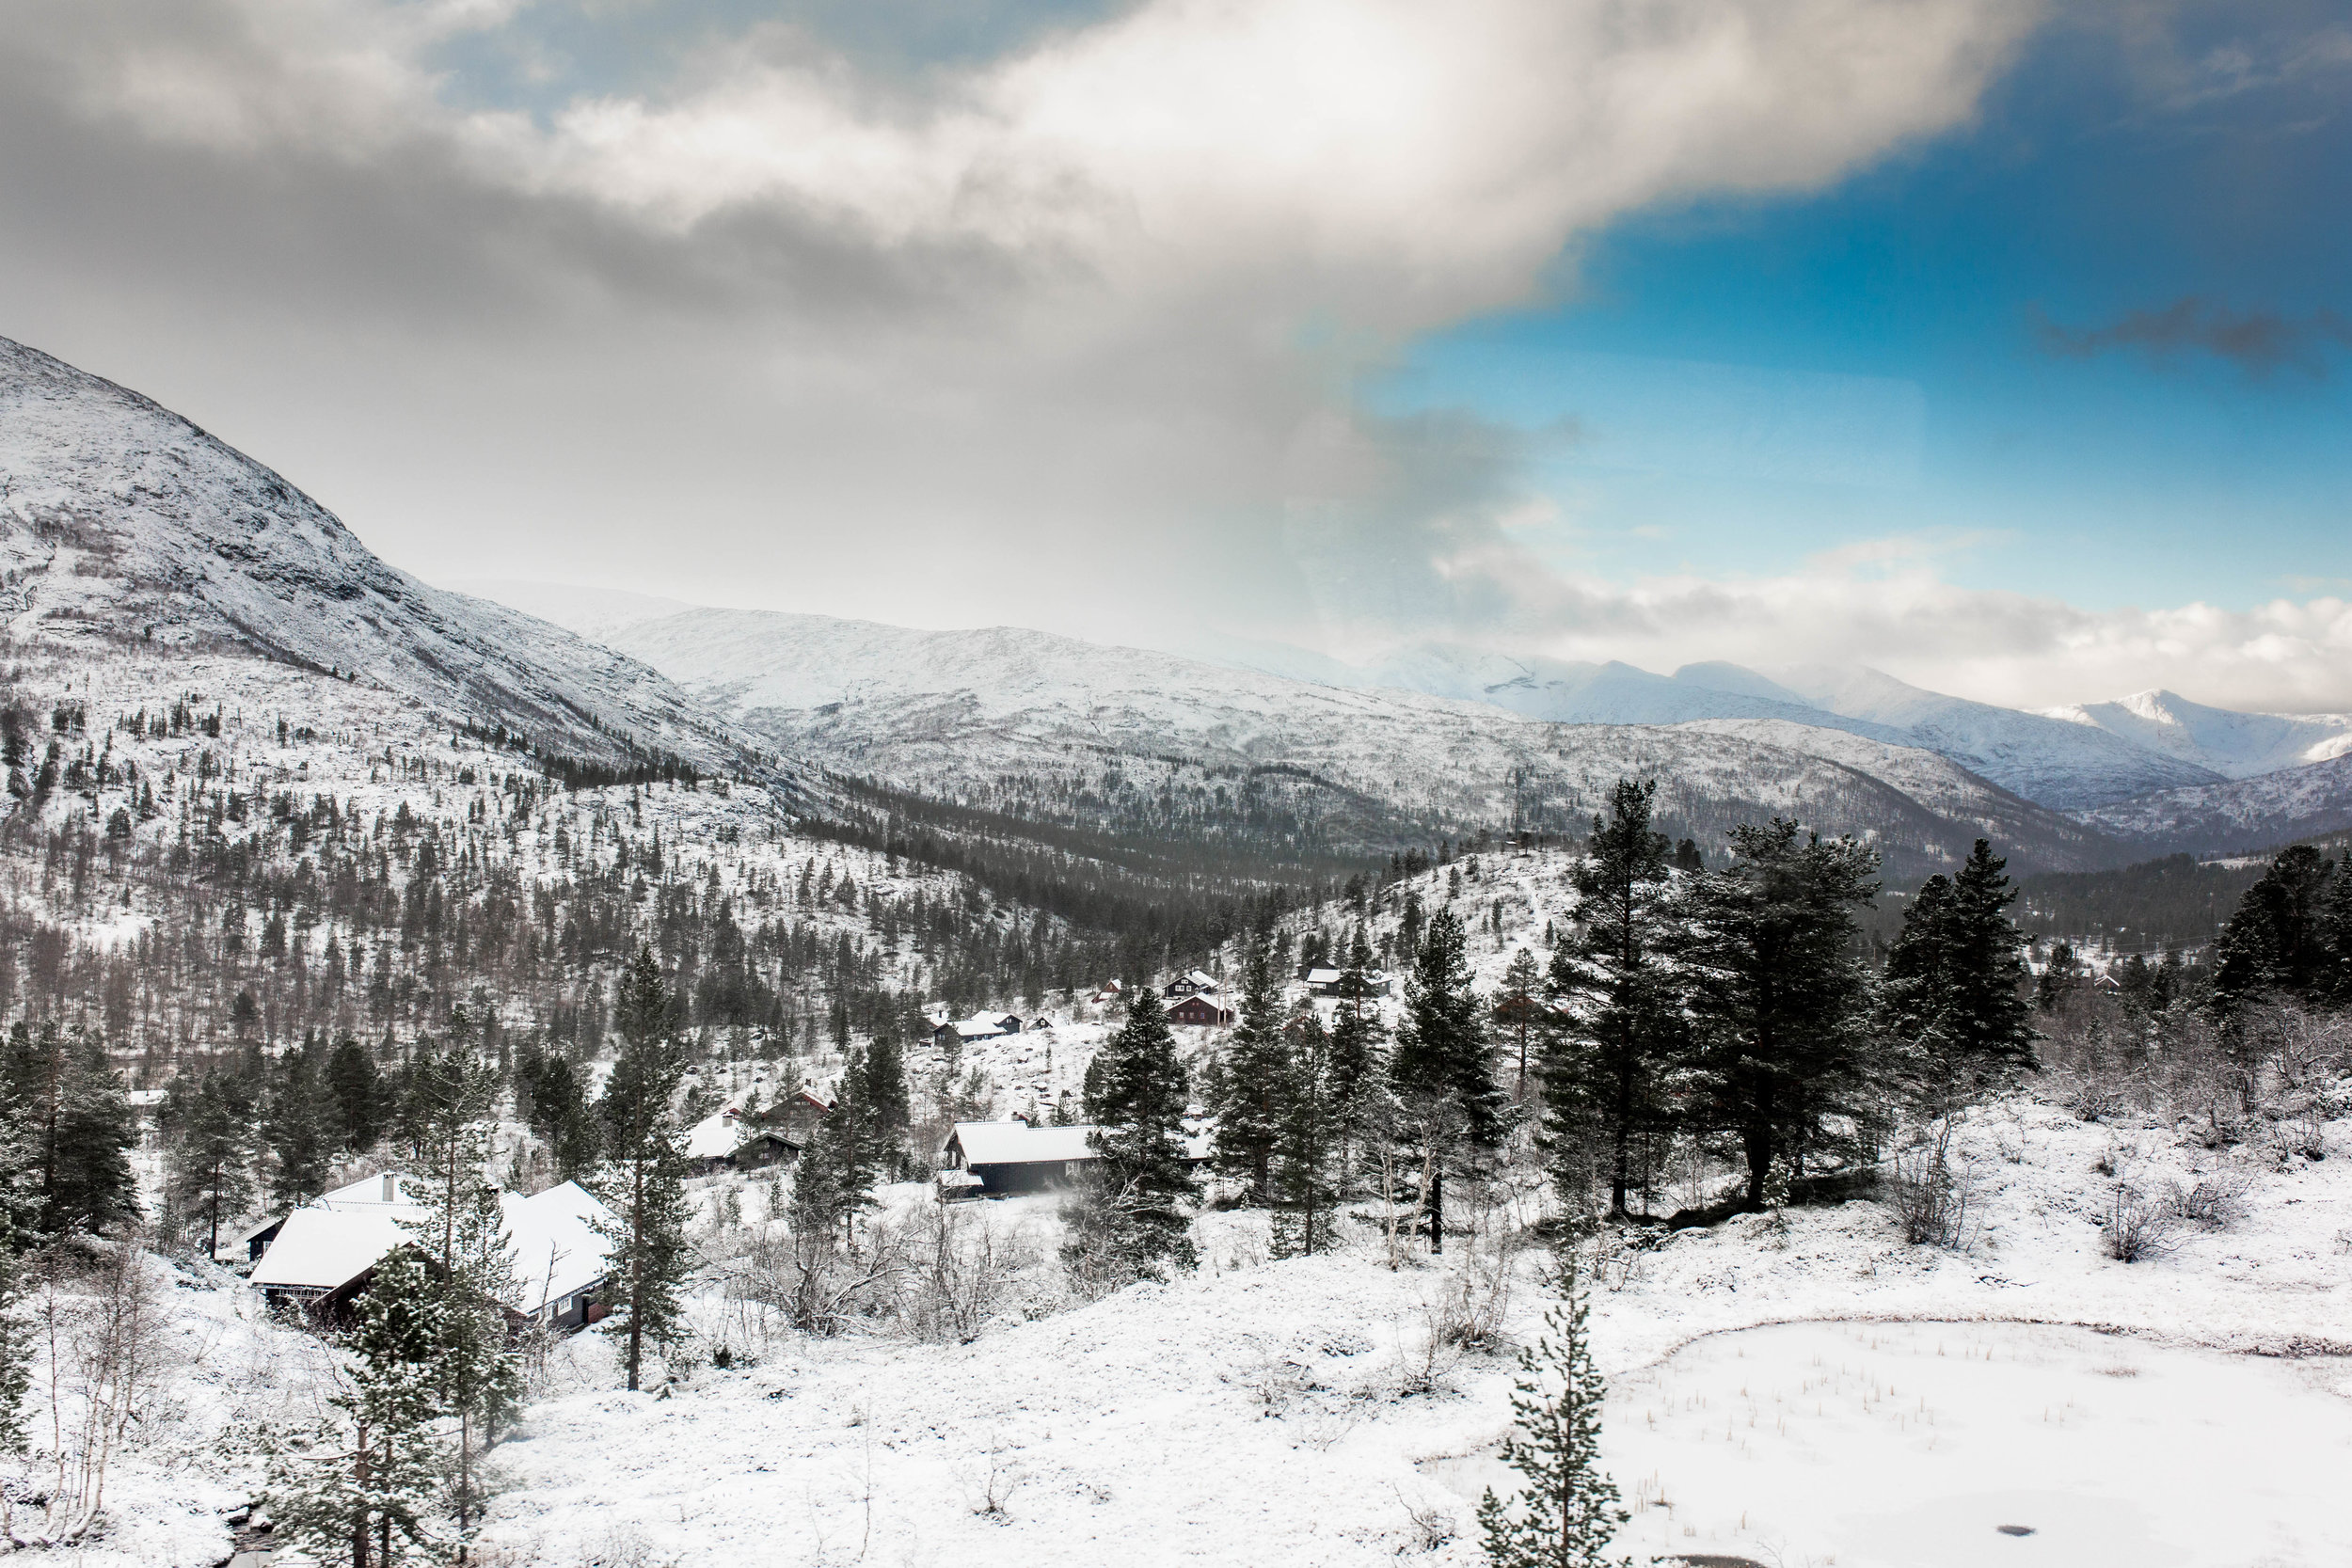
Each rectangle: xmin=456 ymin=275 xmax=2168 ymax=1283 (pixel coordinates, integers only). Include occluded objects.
xmin=2039 ymin=689 xmax=2352 ymax=781
xmin=0 ymin=336 xmax=750 ymax=775
xmin=2073 ymin=752 xmax=2352 ymax=856
xmin=568 ymin=605 xmax=2122 ymax=876
xmin=1772 ymin=664 xmax=2225 ymax=810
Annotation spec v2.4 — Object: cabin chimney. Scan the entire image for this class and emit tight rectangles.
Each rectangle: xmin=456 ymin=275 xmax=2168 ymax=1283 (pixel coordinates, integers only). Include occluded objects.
xmin=382 ymin=1173 xmax=395 ymax=1202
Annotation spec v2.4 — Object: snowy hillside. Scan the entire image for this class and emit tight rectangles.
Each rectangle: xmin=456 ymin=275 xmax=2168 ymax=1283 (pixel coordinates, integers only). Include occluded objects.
xmin=2074 ymin=751 xmax=2352 ymax=856
xmin=556 ymin=605 xmax=2119 ymax=876
xmin=1215 ymin=640 xmax=2237 ymax=811
xmin=0 ymin=337 xmax=756 ymax=778
xmin=2041 ymin=689 xmax=2352 ymax=781
xmin=1772 ymin=665 xmax=2226 ymax=810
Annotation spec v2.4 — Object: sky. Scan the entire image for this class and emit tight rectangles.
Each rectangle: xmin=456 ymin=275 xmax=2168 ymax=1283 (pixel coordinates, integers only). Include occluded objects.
xmin=1 ymin=0 xmax=2347 ymax=711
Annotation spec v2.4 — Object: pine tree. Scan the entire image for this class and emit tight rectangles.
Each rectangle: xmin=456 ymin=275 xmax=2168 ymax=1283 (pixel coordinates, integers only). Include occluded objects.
xmin=593 ymin=946 xmax=692 ymax=1390
xmin=2212 ymin=845 xmax=2336 ymax=1017
xmin=1879 ymin=841 xmax=2039 ymax=1124
xmin=400 ymin=1035 xmax=520 ymax=1560
xmin=1682 ymin=820 xmax=1881 ymax=1210
xmin=1475 ymin=1259 xmax=1630 ymax=1568
xmin=1494 ymin=947 xmax=1547 ymax=1104
xmin=268 ymin=1038 xmax=340 ymax=1207
xmin=1268 ymin=1001 xmax=1340 ymax=1258
xmin=268 ymin=1250 xmax=446 ymax=1568
xmin=1327 ymin=924 xmax=1390 ymax=1190
xmin=0 ymin=1111 xmax=38 ymax=1464
xmin=1544 ymin=780 xmax=1682 ymax=1219
xmin=1389 ymin=908 xmax=1504 ymax=1252
xmin=327 ymin=1035 xmax=385 ymax=1154
xmin=3 ymin=1022 xmax=140 ymax=1237
xmin=162 ymin=1069 xmax=255 ymax=1259
xmin=1064 ymin=988 xmax=1197 ymax=1285
xmin=1210 ymin=934 xmax=1288 ymax=1204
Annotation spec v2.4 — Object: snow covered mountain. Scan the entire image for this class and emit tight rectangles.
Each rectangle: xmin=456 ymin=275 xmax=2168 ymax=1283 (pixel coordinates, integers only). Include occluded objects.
xmin=2072 ymin=752 xmax=2352 ymax=856
xmin=502 ymin=603 xmax=2119 ymax=876
xmin=1202 ymin=640 xmax=2233 ymax=812
xmin=0 ymin=337 xmax=753 ymax=776
xmin=1765 ymin=665 xmax=2226 ymax=810
xmin=2039 ymin=689 xmax=2352 ymax=781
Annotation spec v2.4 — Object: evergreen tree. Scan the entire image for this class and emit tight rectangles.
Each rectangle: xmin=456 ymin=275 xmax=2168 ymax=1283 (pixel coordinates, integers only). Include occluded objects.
xmin=268 ymin=1250 xmax=446 ymax=1568
xmin=1493 ymin=947 xmax=1547 ymax=1103
xmin=2212 ymin=845 xmax=2337 ymax=1016
xmin=268 ymin=1037 xmax=340 ymax=1207
xmin=327 ymin=1035 xmax=385 ymax=1154
xmin=162 ymin=1069 xmax=256 ymax=1258
xmin=1065 ymin=988 xmax=1197 ymax=1284
xmin=1543 ymin=780 xmax=1681 ymax=1218
xmin=792 ymin=1047 xmax=882 ymax=1251
xmin=1268 ymin=1001 xmax=1340 ymax=1258
xmin=2 ymin=1022 xmax=140 ymax=1237
xmin=1326 ymin=924 xmax=1390 ymax=1189
xmin=1878 ymin=841 xmax=2039 ymax=1124
xmin=522 ymin=1052 xmax=600 ymax=1182
xmin=400 ymin=1036 xmax=521 ymax=1560
xmin=1475 ymin=1260 xmax=1629 ymax=1568
xmin=1210 ymin=934 xmax=1287 ymax=1204
xmin=1390 ymin=907 xmax=1504 ymax=1252
xmin=0 ymin=1111 xmax=38 ymax=1463
xmin=592 ymin=946 xmax=692 ymax=1390
xmin=1682 ymin=820 xmax=1881 ymax=1210
xmin=2035 ymin=941 xmax=2081 ymax=1012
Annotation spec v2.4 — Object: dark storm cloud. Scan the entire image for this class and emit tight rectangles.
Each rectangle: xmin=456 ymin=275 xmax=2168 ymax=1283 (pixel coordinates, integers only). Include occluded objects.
xmin=2031 ymin=297 xmax=2352 ymax=377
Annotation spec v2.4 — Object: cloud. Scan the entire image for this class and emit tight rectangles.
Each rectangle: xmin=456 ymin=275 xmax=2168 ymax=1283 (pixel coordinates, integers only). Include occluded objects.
xmin=1298 ymin=523 xmax=2352 ymax=711
xmin=2031 ymin=296 xmax=2352 ymax=377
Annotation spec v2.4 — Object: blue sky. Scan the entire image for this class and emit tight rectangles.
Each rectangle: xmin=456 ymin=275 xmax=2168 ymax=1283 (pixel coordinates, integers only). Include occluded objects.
xmin=1368 ymin=7 xmax=2352 ymax=614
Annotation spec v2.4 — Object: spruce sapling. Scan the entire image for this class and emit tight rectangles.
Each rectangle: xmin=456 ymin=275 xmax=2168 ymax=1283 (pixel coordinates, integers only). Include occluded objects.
xmin=1475 ymin=1259 xmax=1629 ymax=1568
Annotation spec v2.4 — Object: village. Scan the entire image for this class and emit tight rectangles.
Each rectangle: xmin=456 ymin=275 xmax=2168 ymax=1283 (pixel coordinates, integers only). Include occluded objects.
xmin=226 ymin=957 xmax=1401 ymax=1326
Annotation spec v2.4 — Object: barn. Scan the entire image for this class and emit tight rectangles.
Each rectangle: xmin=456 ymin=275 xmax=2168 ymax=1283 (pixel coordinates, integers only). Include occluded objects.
xmin=940 ymin=1121 xmax=1101 ymax=1196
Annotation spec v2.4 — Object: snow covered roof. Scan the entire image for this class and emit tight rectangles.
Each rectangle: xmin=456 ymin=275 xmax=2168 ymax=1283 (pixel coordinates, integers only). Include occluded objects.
xmin=249 ymin=1178 xmax=615 ymax=1309
xmin=685 ymin=1110 xmax=748 ymax=1161
xmin=502 ymin=1181 xmax=616 ymax=1315
xmin=1182 ymin=969 xmax=1217 ymax=989
xmin=317 ymin=1171 xmax=431 ymax=1208
xmin=947 ymin=1121 xmax=1100 ymax=1166
xmin=1303 ymin=967 xmax=1343 ymax=984
xmin=248 ymin=1204 xmax=421 ymax=1291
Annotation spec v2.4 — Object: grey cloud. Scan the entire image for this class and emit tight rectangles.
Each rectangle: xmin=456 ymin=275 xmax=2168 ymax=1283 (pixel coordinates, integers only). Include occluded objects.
xmin=2031 ymin=297 xmax=2352 ymax=377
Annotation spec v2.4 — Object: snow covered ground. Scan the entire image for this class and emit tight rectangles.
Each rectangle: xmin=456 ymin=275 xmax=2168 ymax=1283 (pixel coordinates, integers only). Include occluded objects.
xmin=444 ymin=1094 xmax=2352 ymax=1568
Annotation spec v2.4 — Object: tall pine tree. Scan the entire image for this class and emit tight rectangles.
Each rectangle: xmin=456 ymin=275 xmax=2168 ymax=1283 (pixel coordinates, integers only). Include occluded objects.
xmin=1879 ymin=841 xmax=2039 ymax=1126
xmin=1683 ymin=820 xmax=1881 ymax=1210
xmin=1390 ymin=908 xmax=1505 ymax=1253
xmin=1065 ymin=988 xmax=1197 ymax=1285
xmin=1544 ymin=780 xmax=1681 ymax=1219
xmin=162 ymin=1069 xmax=255 ymax=1259
xmin=593 ymin=946 xmax=692 ymax=1391
xmin=1268 ymin=1001 xmax=1340 ymax=1258
xmin=1211 ymin=934 xmax=1287 ymax=1204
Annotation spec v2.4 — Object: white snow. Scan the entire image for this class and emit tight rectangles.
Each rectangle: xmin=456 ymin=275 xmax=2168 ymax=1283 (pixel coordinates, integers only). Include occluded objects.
xmin=948 ymin=1120 xmax=1101 ymax=1165
xmin=247 ymin=1204 xmax=421 ymax=1291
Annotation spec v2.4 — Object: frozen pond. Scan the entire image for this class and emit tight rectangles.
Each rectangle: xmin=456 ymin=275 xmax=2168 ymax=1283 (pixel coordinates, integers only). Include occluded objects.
xmin=1437 ymin=1319 xmax=2352 ymax=1567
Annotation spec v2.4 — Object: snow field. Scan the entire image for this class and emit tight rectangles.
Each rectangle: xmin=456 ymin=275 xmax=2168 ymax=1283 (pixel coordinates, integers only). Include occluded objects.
xmin=458 ymin=1089 xmax=2351 ymax=1568
xmin=1579 ymin=1320 xmax=2352 ymax=1567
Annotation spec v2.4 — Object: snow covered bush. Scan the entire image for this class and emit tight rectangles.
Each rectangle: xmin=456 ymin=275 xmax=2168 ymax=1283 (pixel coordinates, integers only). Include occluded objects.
xmin=2162 ymin=1172 xmax=2251 ymax=1231
xmin=2101 ymin=1183 xmax=2182 ymax=1263
xmin=1884 ymin=1143 xmax=1980 ymax=1251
